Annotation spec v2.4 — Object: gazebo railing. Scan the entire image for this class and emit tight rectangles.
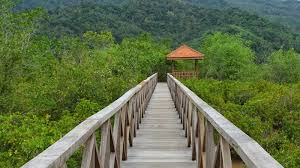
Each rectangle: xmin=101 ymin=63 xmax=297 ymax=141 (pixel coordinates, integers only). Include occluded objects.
xmin=22 ymin=73 xmax=158 ymax=168
xmin=167 ymin=73 xmax=283 ymax=168
xmin=171 ymin=70 xmax=199 ymax=79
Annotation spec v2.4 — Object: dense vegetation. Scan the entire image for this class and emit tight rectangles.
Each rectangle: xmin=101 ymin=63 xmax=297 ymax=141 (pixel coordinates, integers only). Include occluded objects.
xmin=182 ymin=33 xmax=300 ymax=167
xmin=0 ymin=2 xmax=168 ymax=167
xmin=188 ymin=0 xmax=300 ymax=30
xmin=37 ymin=0 xmax=300 ymax=64
xmin=1 ymin=0 xmax=300 ymax=167
xmin=16 ymin=0 xmax=300 ymax=31
xmin=226 ymin=0 xmax=300 ymax=31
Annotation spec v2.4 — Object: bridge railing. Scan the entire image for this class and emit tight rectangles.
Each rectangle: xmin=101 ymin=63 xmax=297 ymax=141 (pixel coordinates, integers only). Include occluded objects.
xmin=22 ymin=73 xmax=158 ymax=168
xmin=167 ymin=74 xmax=283 ymax=168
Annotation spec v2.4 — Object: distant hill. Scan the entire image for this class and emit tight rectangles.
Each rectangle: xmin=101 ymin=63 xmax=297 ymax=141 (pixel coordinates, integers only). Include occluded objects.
xmin=228 ymin=0 xmax=300 ymax=31
xmin=17 ymin=0 xmax=300 ymax=30
xmin=37 ymin=0 xmax=300 ymax=63
xmin=15 ymin=0 xmax=125 ymax=10
xmin=189 ymin=0 xmax=300 ymax=31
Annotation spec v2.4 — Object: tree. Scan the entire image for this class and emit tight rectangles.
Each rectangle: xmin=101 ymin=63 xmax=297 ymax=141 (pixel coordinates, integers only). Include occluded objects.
xmin=267 ymin=49 xmax=300 ymax=83
xmin=201 ymin=32 xmax=256 ymax=80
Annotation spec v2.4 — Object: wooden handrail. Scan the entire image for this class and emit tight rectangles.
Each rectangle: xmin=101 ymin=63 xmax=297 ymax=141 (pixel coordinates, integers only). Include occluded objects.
xmin=167 ymin=73 xmax=283 ymax=168
xmin=22 ymin=73 xmax=158 ymax=168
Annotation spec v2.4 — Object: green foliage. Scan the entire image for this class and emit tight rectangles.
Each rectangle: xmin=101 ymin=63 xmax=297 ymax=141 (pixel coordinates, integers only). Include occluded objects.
xmin=201 ymin=32 xmax=256 ymax=80
xmin=0 ymin=112 xmax=78 ymax=167
xmin=0 ymin=2 xmax=169 ymax=167
xmin=16 ymin=0 xmax=300 ymax=33
xmin=225 ymin=0 xmax=300 ymax=31
xmin=83 ymin=31 xmax=115 ymax=49
xmin=183 ymin=79 xmax=300 ymax=167
xmin=35 ymin=0 xmax=300 ymax=61
xmin=74 ymin=99 xmax=100 ymax=121
xmin=266 ymin=49 xmax=300 ymax=83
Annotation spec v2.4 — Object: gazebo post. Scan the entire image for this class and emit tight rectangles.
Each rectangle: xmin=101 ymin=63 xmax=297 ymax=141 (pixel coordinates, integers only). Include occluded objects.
xmin=172 ymin=60 xmax=175 ymax=73
xmin=194 ymin=60 xmax=199 ymax=78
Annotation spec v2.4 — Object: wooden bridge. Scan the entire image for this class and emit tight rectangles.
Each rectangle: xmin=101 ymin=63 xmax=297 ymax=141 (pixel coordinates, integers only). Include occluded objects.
xmin=22 ymin=74 xmax=283 ymax=168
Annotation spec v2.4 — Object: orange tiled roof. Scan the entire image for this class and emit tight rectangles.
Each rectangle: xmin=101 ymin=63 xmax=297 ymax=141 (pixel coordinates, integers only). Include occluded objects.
xmin=167 ymin=44 xmax=204 ymax=60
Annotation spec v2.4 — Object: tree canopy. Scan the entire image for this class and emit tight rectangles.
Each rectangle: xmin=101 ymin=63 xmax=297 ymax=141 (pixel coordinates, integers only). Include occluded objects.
xmin=201 ymin=32 xmax=255 ymax=80
xmin=35 ymin=0 xmax=300 ymax=63
xmin=267 ymin=49 xmax=300 ymax=83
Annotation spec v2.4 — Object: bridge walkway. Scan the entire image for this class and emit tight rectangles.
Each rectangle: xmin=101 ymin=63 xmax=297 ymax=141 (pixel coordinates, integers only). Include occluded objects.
xmin=121 ymin=83 xmax=196 ymax=168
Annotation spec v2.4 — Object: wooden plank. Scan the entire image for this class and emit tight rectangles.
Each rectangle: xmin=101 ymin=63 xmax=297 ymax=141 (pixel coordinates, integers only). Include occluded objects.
xmin=121 ymin=83 xmax=196 ymax=168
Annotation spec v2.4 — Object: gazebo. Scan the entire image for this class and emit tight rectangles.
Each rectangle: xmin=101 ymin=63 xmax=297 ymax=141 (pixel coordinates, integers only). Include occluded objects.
xmin=167 ymin=44 xmax=204 ymax=79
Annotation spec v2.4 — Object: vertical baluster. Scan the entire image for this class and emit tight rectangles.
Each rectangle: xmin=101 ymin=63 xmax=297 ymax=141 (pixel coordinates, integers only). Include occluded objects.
xmin=112 ymin=111 xmax=122 ymax=167
xmin=183 ymin=97 xmax=188 ymax=134
xmin=123 ymin=104 xmax=129 ymax=160
xmin=143 ymin=87 xmax=146 ymax=116
xmin=171 ymin=82 xmax=175 ymax=100
xmin=191 ymin=105 xmax=197 ymax=161
xmin=139 ymin=91 xmax=143 ymax=123
xmin=182 ymin=94 xmax=186 ymax=125
xmin=128 ymin=100 xmax=134 ymax=147
xmin=175 ymin=85 xmax=178 ymax=111
xmin=179 ymin=91 xmax=183 ymax=121
xmin=120 ymin=107 xmax=127 ymax=161
xmin=182 ymin=96 xmax=186 ymax=130
xmin=186 ymin=101 xmax=193 ymax=147
xmin=140 ymin=88 xmax=144 ymax=119
xmin=178 ymin=88 xmax=181 ymax=116
xmin=133 ymin=95 xmax=137 ymax=137
xmin=181 ymin=94 xmax=185 ymax=127
xmin=136 ymin=93 xmax=140 ymax=129
xmin=197 ymin=112 xmax=206 ymax=168
xmin=178 ymin=89 xmax=181 ymax=117
xmin=205 ymin=121 xmax=215 ymax=168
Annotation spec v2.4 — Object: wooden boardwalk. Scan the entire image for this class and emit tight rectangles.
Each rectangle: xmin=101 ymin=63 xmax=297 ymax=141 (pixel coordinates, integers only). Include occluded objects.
xmin=22 ymin=74 xmax=283 ymax=168
xmin=121 ymin=83 xmax=196 ymax=168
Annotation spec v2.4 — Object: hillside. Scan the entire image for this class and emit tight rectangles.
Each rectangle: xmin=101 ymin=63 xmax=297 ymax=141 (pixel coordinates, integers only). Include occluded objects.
xmin=38 ymin=0 xmax=300 ymax=63
xmin=15 ymin=0 xmax=125 ymax=10
xmin=16 ymin=0 xmax=300 ymax=31
xmin=187 ymin=0 xmax=300 ymax=31
xmin=226 ymin=0 xmax=300 ymax=31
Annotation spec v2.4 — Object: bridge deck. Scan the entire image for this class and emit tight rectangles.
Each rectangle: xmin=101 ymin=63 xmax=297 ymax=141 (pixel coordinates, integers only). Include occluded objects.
xmin=121 ymin=83 xmax=196 ymax=168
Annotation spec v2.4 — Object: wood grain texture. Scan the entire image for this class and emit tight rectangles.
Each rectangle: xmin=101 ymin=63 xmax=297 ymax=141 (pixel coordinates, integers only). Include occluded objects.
xmin=121 ymin=83 xmax=196 ymax=168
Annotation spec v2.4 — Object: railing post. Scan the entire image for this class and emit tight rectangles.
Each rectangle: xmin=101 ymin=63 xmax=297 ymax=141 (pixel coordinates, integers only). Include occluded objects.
xmin=205 ymin=121 xmax=215 ymax=168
